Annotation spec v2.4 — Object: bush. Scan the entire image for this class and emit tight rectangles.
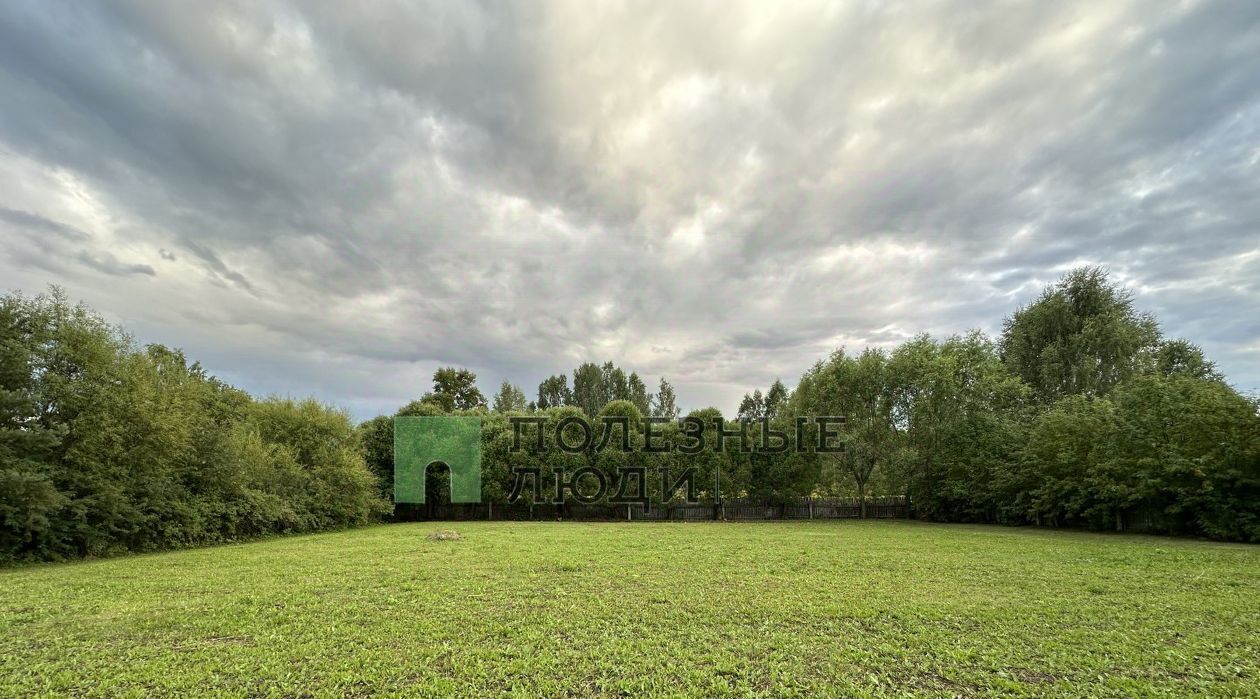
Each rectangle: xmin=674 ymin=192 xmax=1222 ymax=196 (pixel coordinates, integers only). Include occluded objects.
xmin=0 ymin=289 xmax=388 ymax=562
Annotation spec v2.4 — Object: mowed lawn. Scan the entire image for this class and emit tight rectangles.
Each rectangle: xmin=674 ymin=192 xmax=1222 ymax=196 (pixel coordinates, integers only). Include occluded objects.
xmin=2 ymin=522 xmax=1258 ymax=698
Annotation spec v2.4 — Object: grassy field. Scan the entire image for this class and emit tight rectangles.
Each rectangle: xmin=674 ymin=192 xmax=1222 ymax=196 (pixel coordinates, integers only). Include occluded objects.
xmin=2 ymin=521 xmax=1258 ymax=698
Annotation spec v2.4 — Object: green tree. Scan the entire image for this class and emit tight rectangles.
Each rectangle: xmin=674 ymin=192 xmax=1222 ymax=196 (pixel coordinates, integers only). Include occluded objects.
xmin=0 ymin=288 xmax=388 ymax=562
xmin=737 ymin=389 xmax=765 ymax=419
xmin=627 ymin=372 xmax=651 ymax=416
xmin=358 ymin=415 xmax=395 ymax=499
xmin=764 ymin=379 xmax=788 ymax=418
xmin=796 ymin=348 xmax=898 ymax=516
xmin=887 ymin=332 xmax=1028 ymax=518
xmin=653 ymin=377 xmax=680 ymax=419
xmin=1000 ymin=266 xmax=1160 ymax=402
xmin=424 ymin=367 xmax=486 ymax=411
xmin=1106 ymin=373 xmax=1259 ymax=539
xmin=572 ymin=362 xmax=607 ymax=416
xmin=1152 ymin=338 xmax=1220 ymax=381
xmin=536 ymin=374 xmax=572 ymax=410
xmin=0 ymin=293 xmax=66 ymax=557
xmin=492 ymin=380 xmax=528 ymax=413
xmin=677 ymin=407 xmax=732 ymax=503
xmin=1016 ymin=395 xmax=1116 ymax=528
xmin=603 ymin=362 xmax=629 ymax=403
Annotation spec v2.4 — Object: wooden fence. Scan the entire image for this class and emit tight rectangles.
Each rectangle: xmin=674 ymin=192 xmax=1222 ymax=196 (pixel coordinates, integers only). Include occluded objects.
xmin=399 ymin=496 xmax=910 ymax=522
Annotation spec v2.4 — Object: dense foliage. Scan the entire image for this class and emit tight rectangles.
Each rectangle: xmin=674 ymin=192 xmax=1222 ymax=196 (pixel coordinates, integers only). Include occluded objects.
xmin=364 ymin=267 xmax=1260 ymax=541
xmin=0 ymin=289 xmax=387 ymax=562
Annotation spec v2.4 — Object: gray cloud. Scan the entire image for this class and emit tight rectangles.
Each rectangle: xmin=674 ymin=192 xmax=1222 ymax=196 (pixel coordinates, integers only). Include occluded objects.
xmin=0 ymin=206 xmax=156 ymax=278
xmin=1 ymin=0 xmax=1258 ymax=418
xmin=0 ymin=207 xmax=90 ymax=240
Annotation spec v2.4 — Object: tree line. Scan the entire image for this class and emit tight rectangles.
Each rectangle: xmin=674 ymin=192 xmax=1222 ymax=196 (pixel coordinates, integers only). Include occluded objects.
xmin=0 ymin=289 xmax=387 ymax=562
xmin=405 ymin=361 xmax=682 ymax=419
xmin=362 ymin=268 xmax=1259 ymax=541
xmin=3 ymin=266 xmax=1258 ymax=563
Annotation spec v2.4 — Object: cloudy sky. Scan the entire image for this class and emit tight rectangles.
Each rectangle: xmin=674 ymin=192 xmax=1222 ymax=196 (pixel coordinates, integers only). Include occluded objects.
xmin=1 ymin=1 xmax=1258 ymax=419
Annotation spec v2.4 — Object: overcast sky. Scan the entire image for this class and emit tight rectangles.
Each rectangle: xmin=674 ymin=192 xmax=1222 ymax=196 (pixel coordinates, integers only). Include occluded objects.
xmin=1 ymin=1 xmax=1258 ymax=419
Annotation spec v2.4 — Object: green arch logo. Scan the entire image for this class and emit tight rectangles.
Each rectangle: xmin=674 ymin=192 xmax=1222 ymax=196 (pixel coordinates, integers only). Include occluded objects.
xmin=393 ymin=416 xmax=482 ymax=504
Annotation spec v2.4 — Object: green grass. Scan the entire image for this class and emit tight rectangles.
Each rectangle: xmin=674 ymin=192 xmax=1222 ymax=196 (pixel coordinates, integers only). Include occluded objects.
xmin=2 ymin=521 xmax=1258 ymax=698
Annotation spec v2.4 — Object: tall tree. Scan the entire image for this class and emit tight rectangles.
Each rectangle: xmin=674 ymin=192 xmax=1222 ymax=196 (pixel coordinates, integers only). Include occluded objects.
xmin=887 ymin=332 xmax=1027 ymax=516
xmin=737 ymin=389 xmax=765 ymax=419
xmin=838 ymin=349 xmax=898 ymax=517
xmin=492 ymin=380 xmax=528 ymax=413
xmin=764 ymin=379 xmax=788 ymax=418
xmin=572 ymin=362 xmax=607 ymax=416
xmin=536 ymin=374 xmax=572 ymax=410
xmin=653 ymin=377 xmax=680 ymax=419
xmin=627 ymin=372 xmax=652 ymax=416
xmin=739 ymin=379 xmax=788 ymax=420
xmin=425 ymin=367 xmax=486 ymax=411
xmin=603 ymin=362 xmax=630 ymax=402
xmin=795 ymin=348 xmax=898 ymax=516
xmin=357 ymin=415 xmax=395 ymax=499
xmin=1000 ymin=266 xmax=1160 ymax=402
xmin=0 ymin=295 xmax=66 ymax=556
